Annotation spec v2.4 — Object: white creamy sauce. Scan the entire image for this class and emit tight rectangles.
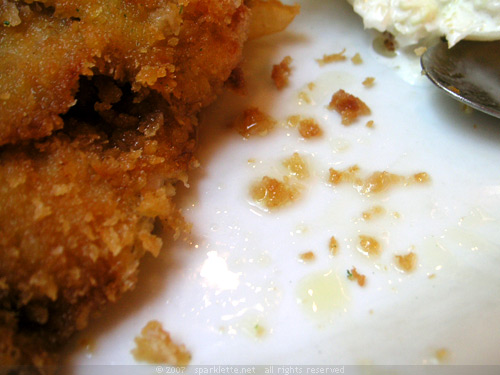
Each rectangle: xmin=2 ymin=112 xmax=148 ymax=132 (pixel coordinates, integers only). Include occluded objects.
xmin=348 ymin=0 xmax=500 ymax=46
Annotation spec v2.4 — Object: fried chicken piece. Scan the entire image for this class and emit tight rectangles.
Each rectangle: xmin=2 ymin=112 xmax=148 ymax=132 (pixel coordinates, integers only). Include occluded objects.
xmin=0 ymin=0 xmax=251 ymax=372
xmin=0 ymin=0 xmax=250 ymax=145
xmin=0 ymin=78 xmax=197 ymax=372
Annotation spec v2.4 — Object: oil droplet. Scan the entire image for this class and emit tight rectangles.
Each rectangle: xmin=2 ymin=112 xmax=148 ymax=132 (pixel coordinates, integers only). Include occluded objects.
xmin=435 ymin=348 xmax=450 ymax=363
xmin=296 ymin=270 xmax=348 ymax=317
xmin=252 ymin=323 xmax=267 ymax=338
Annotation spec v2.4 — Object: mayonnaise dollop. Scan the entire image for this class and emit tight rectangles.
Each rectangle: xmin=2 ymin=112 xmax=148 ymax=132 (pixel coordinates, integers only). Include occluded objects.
xmin=348 ymin=0 xmax=500 ymax=47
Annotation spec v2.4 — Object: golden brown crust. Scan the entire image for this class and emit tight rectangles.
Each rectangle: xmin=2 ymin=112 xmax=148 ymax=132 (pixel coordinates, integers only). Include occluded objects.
xmin=0 ymin=4 xmax=93 ymax=145
xmin=0 ymin=0 xmax=251 ymax=371
xmin=0 ymin=0 xmax=250 ymax=145
xmin=0 ymin=83 xmax=195 ymax=370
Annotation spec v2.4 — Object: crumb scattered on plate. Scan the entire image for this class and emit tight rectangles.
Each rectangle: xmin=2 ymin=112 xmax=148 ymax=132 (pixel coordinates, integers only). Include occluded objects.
xmin=395 ymin=252 xmax=418 ymax=273
xmin=283 ymin=153 xmax=310 ymax=180
xmin=299 ymin=251 xmax=316 ymax=262
xmin=358 ymin=235 xmax=382 ymax=257
xmin=316 ymin=48 xmax=347 ymax=66
xmin=132 ymin=320 xmax=191 ymax=366
xmin=298 ymin=118 xmax=323 ymax=138
xmin=272 ymin=55 xmax=293 ymax=90
xmin=351 ymin=53 xmax=363 ymax=65
xmin=362 ymin=77 xmax=375 ymax=87
xmin=328 ymin=89 xmax=371 ymax=125
xmin=233 ymin=107 xmax=277 ymax=138
xmin=329 ymin=236 xmax=339 ymax=256
xmin=251 ymin=176 xmax=301 ymax=210
xmin=362 ymin=205 xmax=386 ymax=221
xmin=347 ymin=267 xmax=366 ymax=287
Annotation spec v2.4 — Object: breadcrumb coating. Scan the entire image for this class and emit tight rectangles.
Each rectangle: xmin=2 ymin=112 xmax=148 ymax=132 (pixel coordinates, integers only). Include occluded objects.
xmin=0 ymin=80 xmax=195 ymax=372
xmin=0 ymin=0 xmax=250 ymax=145
xmin=0 ymin=0 xmax=250 ymax=372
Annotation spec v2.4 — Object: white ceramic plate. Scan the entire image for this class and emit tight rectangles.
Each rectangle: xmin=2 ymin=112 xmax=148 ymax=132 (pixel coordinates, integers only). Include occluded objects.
xmin=68 ymin=0 xmax=500 ymax=372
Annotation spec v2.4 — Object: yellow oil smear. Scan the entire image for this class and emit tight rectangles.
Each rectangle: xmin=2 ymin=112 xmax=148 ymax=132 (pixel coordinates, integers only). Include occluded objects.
xmin=297 ymin=270 xmax=348 ymax=317
xmin=240 ymin=317 xmax=269 ymax=340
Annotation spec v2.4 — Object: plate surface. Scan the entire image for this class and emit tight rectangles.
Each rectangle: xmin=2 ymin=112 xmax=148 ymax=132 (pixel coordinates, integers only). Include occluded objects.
xmin=69 ymin=0 xmax=500 ymax=371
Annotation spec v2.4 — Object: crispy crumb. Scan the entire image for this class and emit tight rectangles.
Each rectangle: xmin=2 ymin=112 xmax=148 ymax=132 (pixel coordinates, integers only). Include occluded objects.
xmin=328 ymin=166 xmax=430 ymax=194
xmin=347 ymin=267 xmax=366 ymax=287
xmin=329 ymin=236 xmax=339 ymax=255
xmin=412 ymin=172 xmax=430 ymax=184
xmin=328 ymin=89 xmax=371 ymax=125
xmin=251 ymin=176 xmax=300 ymax=209
xmin=365 ymin=120 xmax=374 ymax=128
xmin=233 ymin=107 xmax=276 ymax=138
xmin=283 ymin=153 xmax=309 ymax=179
xmin=448 ymin=85 xmax=461 ymax=94
xmin=271 ymin=55 xmax=293 ymax=89
xmin=363 ymin=171 xmax=405 ymax=194
xmin=328 ymin=165 xmax=361 ymax=185
xmin=132 ymin=320 xmax=191 ymax=366
xmin=382 ymin=31 xmax=397 ymax=52
xmin=373 ymin=32 xmax=398 ymax=57
xmin=358 ymin=235 xmax=381 ymax=257
xmin=362 ymin=205 xmax=385 ymax=220
xmin=299 ymin=251 xmax=315 ymax=262
xmin=286 ymin=115 xmax=301 ymax=128
xmin=307 ymin=82 xmax=316 ymax=90
xmin=351 ymin=53 xmax=363 ymax=65
xmin=395 ymin=252 xmax=418 ymax=272
xmin=362 ymin=77 xmax=375 ymax=87
xmin=316 ymin=48 xmax=346 ymax=66
xmin=363 ymin=170 xmax=431 ymax=193
xmin=298 ymin=118 xmax=323 ymax=138
xmin=298 ymin=91 xmax=312 ymax=104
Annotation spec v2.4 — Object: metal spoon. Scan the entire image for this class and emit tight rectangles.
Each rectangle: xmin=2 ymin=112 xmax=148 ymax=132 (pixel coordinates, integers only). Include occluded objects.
xmin=421 ymin=39 xmax=500 ymax=119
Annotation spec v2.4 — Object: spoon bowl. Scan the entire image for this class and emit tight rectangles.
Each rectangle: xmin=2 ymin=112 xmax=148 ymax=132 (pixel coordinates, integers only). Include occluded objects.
xmin=421 ymin=39 xmax=500 ymax=119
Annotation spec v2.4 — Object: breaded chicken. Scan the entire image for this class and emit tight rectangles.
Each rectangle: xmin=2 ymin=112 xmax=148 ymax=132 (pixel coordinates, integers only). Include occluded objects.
xmin=0 ymin=81 xmax=196 ymax=370
xmin=0 ymin=0 xmax=250 ymax=145
xmin=0 ymin=0 xmax=250 ymax=372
